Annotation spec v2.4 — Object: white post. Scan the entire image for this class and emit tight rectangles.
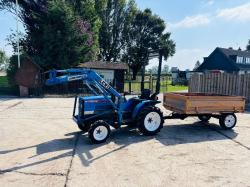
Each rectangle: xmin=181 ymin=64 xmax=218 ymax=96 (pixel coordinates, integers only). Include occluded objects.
xmin=16 ymin=0 xmax=20 ymax=68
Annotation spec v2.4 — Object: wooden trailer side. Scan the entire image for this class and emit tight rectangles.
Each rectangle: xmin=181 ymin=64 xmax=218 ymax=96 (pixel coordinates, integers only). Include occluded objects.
xmin=163 ymin=93 xmax=187 ymax=113
xmin=185 ymin=95 xmax=245 ymax=114
xmin=163 ymin=93 xmax=245 ymax=114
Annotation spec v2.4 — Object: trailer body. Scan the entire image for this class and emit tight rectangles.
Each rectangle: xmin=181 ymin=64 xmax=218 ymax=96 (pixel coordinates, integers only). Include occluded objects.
xmin=163 ymin=93 xmax=245 ymax=115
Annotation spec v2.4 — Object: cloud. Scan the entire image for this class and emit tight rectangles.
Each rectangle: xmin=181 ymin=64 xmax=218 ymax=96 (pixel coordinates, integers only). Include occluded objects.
xmin=170 ymin=14 xmax=211 ymax=29
xmin=217 ymin=3 xmax=250 ymax=22
xmin=203 ymin=0 xmax=214 ymax=6
xmin=207 ymin=0 xmax=214 ymax=6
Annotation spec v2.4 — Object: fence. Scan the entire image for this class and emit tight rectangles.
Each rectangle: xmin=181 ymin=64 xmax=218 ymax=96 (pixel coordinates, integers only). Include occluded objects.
xmin=124 ymin=74 xmax=172 ymax=94
xmin=189 ymin=73 xmax=250 ymax=103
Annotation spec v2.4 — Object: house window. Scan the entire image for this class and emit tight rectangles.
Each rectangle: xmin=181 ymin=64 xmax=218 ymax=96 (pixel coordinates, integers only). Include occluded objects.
xmin=236 ymin=56 xmax=243 ymax=63
xmin=246 ymin=57 xmax=250 ymax=64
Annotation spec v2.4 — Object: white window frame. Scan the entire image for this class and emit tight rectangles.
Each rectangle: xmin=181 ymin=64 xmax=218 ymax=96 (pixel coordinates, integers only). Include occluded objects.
xmin=236 ymin=56 xmax=243 ymax=63
xmin=246 ymin=57 xmax=250 ymax=64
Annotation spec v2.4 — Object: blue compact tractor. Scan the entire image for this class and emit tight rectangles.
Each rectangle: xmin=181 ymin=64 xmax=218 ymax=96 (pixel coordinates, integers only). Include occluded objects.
xmin=46 ymin=69 xmax=164 ymax=144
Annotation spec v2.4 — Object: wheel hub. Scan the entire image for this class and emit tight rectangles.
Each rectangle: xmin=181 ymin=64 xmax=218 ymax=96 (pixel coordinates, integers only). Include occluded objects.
xmin=224 ymin=115 xmax=236 ymax=128
xmin=93 ymin=126 xmax=108 ymax=141
xmin=144 ymin=112 xmax=161 ymax=132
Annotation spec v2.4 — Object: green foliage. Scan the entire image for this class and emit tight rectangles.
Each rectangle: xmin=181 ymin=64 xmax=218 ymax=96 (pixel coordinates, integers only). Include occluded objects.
xmin=147 ymin=64 xmax=170 ymax=74
xmin=97 ymin=0 xmax=137 ymax=62
xmin=66 ymin=0 xmax=102 ymax=58
xmin=0 ymin=49 xmax=9 ymax=70
xmin=122 ymin=9 xmax=175 ymax=79
xmin=247 ymin=39 xmax=250 ymax=51
xmin=193 ymin=60 xmax=201 ymax=70
xmin=147 ymin=66 xmax=158 ymax=74
xmin=162 ymin=65 xmax=170 ymax=74
xmin=6 ymin=54 xmax=22 ymax=86
xmin=156 ymin=33 xmax=175 ymax=60
xmin=1 ymin=0 xmax=175 ymax=82
xmin=1 ymin=0 xmax=99 ymax=70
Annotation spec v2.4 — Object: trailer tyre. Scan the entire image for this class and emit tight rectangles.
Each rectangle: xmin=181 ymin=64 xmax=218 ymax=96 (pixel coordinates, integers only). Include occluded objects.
xmin=137 ymin=107 xmax=163 ymax=136
xmin=219 ymin=113 xmax=237 ymax=130
xmin=88 ymin=121 xmax=111 ymax=144
xmin=198 ymin=115 xmax=211 ymax=122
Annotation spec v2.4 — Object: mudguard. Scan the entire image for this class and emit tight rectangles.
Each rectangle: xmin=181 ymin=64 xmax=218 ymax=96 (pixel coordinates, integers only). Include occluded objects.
xmin=132 ymin=100 xmax=161 ymax=119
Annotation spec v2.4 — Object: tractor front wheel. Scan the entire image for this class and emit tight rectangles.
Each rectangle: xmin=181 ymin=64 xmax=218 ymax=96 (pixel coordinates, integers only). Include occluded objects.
xmin=77 ymin=122 xmax=91 ymax=133
xmin=88 ymin=120 xmax=111 ymax=144
xmin=137 ymin=107 xmax=164 ymax=136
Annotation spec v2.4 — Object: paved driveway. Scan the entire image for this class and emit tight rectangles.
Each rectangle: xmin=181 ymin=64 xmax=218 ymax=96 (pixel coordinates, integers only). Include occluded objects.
xmin=0 ymin=97 xmax=250 ymax=187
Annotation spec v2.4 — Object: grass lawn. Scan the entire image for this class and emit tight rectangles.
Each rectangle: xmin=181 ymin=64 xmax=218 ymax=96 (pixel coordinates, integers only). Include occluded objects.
xmin=124 ymin=81 xmax=188 ymax=93
xmin=167 ymin=85 xmax=188 ymax=92
xmin=0 ymin=76 xmax=18 ymax=95
xmin=0 ymin=76 xmax=9 ymax=87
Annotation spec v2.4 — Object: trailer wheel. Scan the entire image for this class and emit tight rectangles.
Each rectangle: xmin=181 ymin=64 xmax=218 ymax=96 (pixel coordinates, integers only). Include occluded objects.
xmin=219 ymin=113 xmax=237 ymax=130
xmin=88 ymin=121 xmax=110 ymax=144
xmin=77 ymin=122 xmax=91 ymax=133
xmin=137 ymin=107 xmax=163 ymax=136
xmin=198 ymin=115 xmax=211 ymax=122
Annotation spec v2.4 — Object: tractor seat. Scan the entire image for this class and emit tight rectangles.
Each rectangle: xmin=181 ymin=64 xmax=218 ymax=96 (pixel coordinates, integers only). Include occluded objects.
xmin=140 ymin=89 xmax=151 ymax=100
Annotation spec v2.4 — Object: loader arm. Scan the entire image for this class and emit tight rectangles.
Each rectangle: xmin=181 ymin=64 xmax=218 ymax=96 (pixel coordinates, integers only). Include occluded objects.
xmin=45 ymin=69 xmax=122 ymax=99
xmin=45 ymin=69 xmax=124 ymax=124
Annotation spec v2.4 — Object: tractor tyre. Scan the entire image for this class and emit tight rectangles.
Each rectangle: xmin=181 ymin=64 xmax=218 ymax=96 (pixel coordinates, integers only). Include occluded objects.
xmin=219 ymin=113 xmax=237 ymax=130
xmin=198 ymin=115 xmax=211 ymax=122
xmin=77 ymin=122 xmax=91 ymax=133
xmin=88 ymin=120 xmax=111 ymax=144
xmin=137 ymin=107 xmax=164 ymax=136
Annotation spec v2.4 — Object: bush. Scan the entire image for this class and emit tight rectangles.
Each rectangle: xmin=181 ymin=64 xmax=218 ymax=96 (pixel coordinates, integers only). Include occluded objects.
xmin=6 ymin=54 xmax=27 ymax=86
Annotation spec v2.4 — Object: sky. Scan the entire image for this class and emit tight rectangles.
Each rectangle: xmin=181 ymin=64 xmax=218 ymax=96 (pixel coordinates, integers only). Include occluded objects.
xmin=136 ymin=0 xmax=250 ymax=70
xmin=0 ymin=0 xmax=250 ymax=70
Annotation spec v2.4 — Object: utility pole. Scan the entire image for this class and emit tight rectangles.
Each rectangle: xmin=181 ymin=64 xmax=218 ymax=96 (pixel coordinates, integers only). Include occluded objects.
xmin=16 ymin=0 xmax=20 ymax=68
xmin=141 ymin=53 xmax=149 ymax=92
xmin=156 ymin=50 xmax=163 ymax=94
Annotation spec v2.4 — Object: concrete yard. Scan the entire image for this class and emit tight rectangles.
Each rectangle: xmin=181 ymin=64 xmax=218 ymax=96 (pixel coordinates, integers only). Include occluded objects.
xmin=0 ymin=97 xmax=250 ymax=187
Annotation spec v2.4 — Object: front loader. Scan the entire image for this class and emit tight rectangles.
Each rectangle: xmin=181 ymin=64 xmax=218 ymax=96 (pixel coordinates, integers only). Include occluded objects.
xmin=45 ymin=69 xmax=164 ymax=144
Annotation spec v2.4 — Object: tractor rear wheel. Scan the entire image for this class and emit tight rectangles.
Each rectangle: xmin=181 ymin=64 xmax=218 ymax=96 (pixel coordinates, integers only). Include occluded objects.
xmin=88 ymin=120 xmax=111 ymax=144
xmin=137 ymin=107 xmax=163 ymax=136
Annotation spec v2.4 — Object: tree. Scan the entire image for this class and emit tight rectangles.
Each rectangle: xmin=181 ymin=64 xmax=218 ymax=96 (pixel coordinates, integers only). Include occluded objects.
xmin=66 ymin=0 xmax=102 ymax=58
xmin=247 ymin=39 xmax=250 ymax=51
xmin=162 ymin=64 xmax=169 ymax=74
xmin=97 ymin=0 xmax=137 ymax=62
xmin=193 ymin=60 xmax=201 ymax=70
xmin=0 ymin=0 xmax=99 ymax=70
xmin=147 ymin=66 xmax=158 ymax=74
xmin=0 ymin=50 xmax=9 ymax=71
xmin=148 ymin=65 xmax=169 ymax=74
xmin=122 ymin=9 xmax=167 ymax=80
xmin=153 ymin=32 xmax=175 ymax=94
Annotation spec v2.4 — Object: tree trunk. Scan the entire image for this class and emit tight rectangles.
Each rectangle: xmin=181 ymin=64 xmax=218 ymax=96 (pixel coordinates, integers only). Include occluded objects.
xmin=141 ymin=64 xmax=145 ymax=92
xmin=156 ymin=51 xmax=163 ymax=94
xmin=132 ymin=69 xmax=137 ymax=80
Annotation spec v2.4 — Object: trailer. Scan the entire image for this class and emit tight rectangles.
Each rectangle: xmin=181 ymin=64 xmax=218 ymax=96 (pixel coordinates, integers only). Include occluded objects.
xmin=163 ymin=92 xmax=246 ymax=129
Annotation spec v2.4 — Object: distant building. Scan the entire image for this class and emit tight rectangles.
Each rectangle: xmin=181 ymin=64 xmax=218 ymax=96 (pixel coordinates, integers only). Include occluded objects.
xmin=196 ymin=47 xmax=250 ymax=74
xmin=15 ymin=58 xmax=42 ymax=96
xmin=78 ymin=61 xmax=128 ymax=92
